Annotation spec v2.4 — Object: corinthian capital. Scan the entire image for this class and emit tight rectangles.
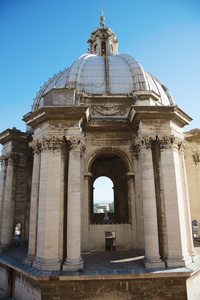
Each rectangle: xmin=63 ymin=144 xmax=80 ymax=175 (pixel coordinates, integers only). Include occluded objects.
xmin=159 ymin=136 xmax=182 ymax=151
xmin=68 ymin=136 xmax=85 ymax=156
xmin=30 ymin=136 xmax=64 ymax=153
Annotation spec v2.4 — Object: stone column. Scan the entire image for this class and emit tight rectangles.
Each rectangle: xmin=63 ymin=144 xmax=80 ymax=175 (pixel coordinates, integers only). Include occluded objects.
xmin=0 ymin=158 xmax=7 ymax=249
xmin=140 ymin=138 xmax=164 ymax=269
xmin=126 ymin=172 xmax=137 ymax=248
xmin=82 ymin=172 xmax=93 ymax=252
xmin=160 ymin=137 xmax=190 ymax=267
xmin=180 ymin=144 xmax=196 ymax=261
xmin=0 ymin=154 xmax=19 ymax=251
xmin=32 ymin=136 xmax=63 ymax=271
xmin=63 ymin=137 xmax=84 ymax=271
xmin=24 ymin=142 xmax=41 ymax=266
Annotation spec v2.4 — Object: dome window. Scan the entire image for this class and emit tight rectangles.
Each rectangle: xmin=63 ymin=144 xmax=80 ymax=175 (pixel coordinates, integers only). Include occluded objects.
xmin=101 ymin=41 xmax=106 ymax=56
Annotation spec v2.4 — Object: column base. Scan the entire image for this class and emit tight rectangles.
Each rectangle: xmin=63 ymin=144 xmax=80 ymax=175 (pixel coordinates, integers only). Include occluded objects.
xmin=0 ymin=243 xmax=12 ymax=253
xmin=32 ymin=256 xmax=61 ymax=271
xmin=166 ymin=256 xmax=186 ymax=268
xmin=23 ymin=254 xmax=35 ymax=267
xmin=63 ymin=258 xmax=84 ymax=271
xmin=143 ymin=258 xmax=165 ymax=269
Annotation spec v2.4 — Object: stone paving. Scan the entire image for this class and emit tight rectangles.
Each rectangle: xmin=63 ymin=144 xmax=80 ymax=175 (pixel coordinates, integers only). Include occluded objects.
xmin=2 ymin=239 xmax=200 ymax=272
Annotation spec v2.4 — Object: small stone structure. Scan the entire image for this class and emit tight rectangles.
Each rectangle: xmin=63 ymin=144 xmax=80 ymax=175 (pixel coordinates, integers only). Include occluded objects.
xmin=0 ymin=14 xmax=200 ymax=299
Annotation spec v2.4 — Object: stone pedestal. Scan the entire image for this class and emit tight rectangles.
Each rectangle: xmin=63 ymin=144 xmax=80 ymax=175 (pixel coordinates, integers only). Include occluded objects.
xmin=140 ymin=141 xmax=164 ymax=269
xmin=63 ymin=138 xmax=84 ymax=271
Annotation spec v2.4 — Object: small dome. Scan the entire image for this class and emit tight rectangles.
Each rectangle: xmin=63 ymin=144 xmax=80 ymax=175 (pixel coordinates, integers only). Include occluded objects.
xmin=32 ymin=23 xmax=175 ymax=112
xmin=32 ymin=53 xmax=175 ymax=112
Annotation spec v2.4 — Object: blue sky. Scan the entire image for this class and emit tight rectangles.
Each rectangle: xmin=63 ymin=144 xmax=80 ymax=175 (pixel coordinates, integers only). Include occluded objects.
xmin=0 ymin=0 xmax=200 ymax=154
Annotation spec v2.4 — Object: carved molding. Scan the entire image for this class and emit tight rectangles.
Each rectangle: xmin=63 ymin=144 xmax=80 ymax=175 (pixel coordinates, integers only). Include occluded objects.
xmin=192 ymin=153 xmax=200 ymax=165
xmin=92 ymin=104 xmax=126 ymax=116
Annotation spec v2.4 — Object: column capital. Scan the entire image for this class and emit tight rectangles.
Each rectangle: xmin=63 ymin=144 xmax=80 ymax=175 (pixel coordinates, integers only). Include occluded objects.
xmin=30 ymin=136 xmax=64 ymax=153
xmin=0 ymin=155 xmax=7 ymax=167
xmin=159 ymin=136 xmax=183 ymax=151
xmin=2 ymin=152 xmax=20 ymax=166
xmin=67 ymin=136 xmax=85 ymax=156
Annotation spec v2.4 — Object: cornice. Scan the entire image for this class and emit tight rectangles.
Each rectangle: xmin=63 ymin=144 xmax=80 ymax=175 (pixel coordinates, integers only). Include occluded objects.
xmin=23 ymin=106 xmax=91 ymax=129
xmin=0 ymin=128 xmax=31 ymax=146
xmin=128 ymin=105 xmax=192 ymax=128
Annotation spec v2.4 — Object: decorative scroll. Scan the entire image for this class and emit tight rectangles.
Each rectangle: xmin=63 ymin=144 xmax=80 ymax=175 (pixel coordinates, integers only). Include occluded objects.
xmin=192 ymin=153 xmax=200 ymax=165
xmin=92 ymin=104 xmax=126 ymax=116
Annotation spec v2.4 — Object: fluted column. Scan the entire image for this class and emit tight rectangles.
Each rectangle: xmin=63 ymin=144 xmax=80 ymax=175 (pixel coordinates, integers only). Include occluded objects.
xmin=0 ymin=154 xmax=19 ymax=251
xmin=0 ymin=158 xmax=7 ymax=251
xmin=63 ymin=137 xmax=84 ymax=271
xmin=160 ymin=136 xmax=190 ymax=267
xmin=140 ymin=138 xmax=164 ymax=269
xmin=24 ymin=142 xmax=41 ymax=266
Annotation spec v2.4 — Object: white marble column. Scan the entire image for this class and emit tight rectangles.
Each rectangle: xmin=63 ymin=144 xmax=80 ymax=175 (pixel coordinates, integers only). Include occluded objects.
xmin=0 ymin=154 xmax=18 ymax=250
xmin=180 ymin=145 xmax=196 ymax=261
xmin=160 ymin=137 xmax=190 ymax=267
xmin=63 ymin=137 xmax=84 ymax=271
xmin=140 ymin=139 xmax=164 ymax=269
xmin=32 ymin=137 xmax=63 ymax=271
xmin=0 ymin=158 xmax=7 ymax=251
xmin=24 ymin=144 xmax=41 ymax=266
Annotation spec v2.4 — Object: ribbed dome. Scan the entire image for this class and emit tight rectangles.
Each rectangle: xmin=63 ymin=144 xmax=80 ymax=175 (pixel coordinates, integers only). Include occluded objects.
xmin=32 ymin=21 xmax=175 ymax=112
xmin=32 ymin=53 xmax=175 ymax=112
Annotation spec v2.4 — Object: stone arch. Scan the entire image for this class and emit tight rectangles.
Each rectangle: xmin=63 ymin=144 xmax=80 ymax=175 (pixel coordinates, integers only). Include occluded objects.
xmin=84 ymin=147 xmax=133 ymax=174
xmin=86 ymin=148 xmax=133 ymax=225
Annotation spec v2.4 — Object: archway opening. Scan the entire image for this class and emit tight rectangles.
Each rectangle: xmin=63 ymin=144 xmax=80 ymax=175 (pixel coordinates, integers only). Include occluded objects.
xmin=14 ymin=223 xmax=21 ymax=246
xmin=192 ymin=220 xmax=198 ymax=239
xmin=90 ymin=153 xmax=128 ymax=224
xmin=93 ymin=176 xmax=114 ymax=213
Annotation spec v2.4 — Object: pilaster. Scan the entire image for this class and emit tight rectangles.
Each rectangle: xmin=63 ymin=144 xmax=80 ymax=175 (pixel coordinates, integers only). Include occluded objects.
xmin=32 ymin=136 xmax=63 ymax=271
xmin=0 ymin=158 xmax=7 ymax=249
xmin=82 ymin=172 xmax=93 ymax=252
xmin=179 ymin=143 xmax=197 ymax=261
xmin=24 ymin=142 xmax=41 ymax=266
xmin=0 ymin=153 xmax=19 ymax=251
xmin=160 ymin=136 xmax=191 ymax=267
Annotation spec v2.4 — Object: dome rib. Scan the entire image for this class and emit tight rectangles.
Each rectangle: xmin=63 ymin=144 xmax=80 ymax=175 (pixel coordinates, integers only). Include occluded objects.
xmin=32 ymin=53 xmax=175 ymax=111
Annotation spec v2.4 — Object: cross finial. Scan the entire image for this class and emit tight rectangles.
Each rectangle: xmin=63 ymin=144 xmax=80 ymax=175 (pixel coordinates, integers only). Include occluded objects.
xmin=100 ymin=2 xmax=105 ymax=27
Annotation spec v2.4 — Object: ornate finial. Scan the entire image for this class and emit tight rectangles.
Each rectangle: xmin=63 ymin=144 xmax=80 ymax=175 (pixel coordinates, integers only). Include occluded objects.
xmin=100 ymin=3 xmax=105 ymax=27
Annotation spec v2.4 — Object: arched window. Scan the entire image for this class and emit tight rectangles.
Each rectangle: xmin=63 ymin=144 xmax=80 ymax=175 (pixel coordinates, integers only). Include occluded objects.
xmin=14 ymin=223 xmax=21 ymax=246
xmin=93 ymin=176 xmax=114 ymax=213
xmin=192 ymin=220 xmax=198 ymax=238
xmin=101 ymin=41 xmax=106 ymax=56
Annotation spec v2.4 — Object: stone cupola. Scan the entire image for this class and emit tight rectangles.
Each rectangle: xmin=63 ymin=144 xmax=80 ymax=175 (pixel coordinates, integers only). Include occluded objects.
xmin=87 ymin=12 xmax=119 ymax=56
